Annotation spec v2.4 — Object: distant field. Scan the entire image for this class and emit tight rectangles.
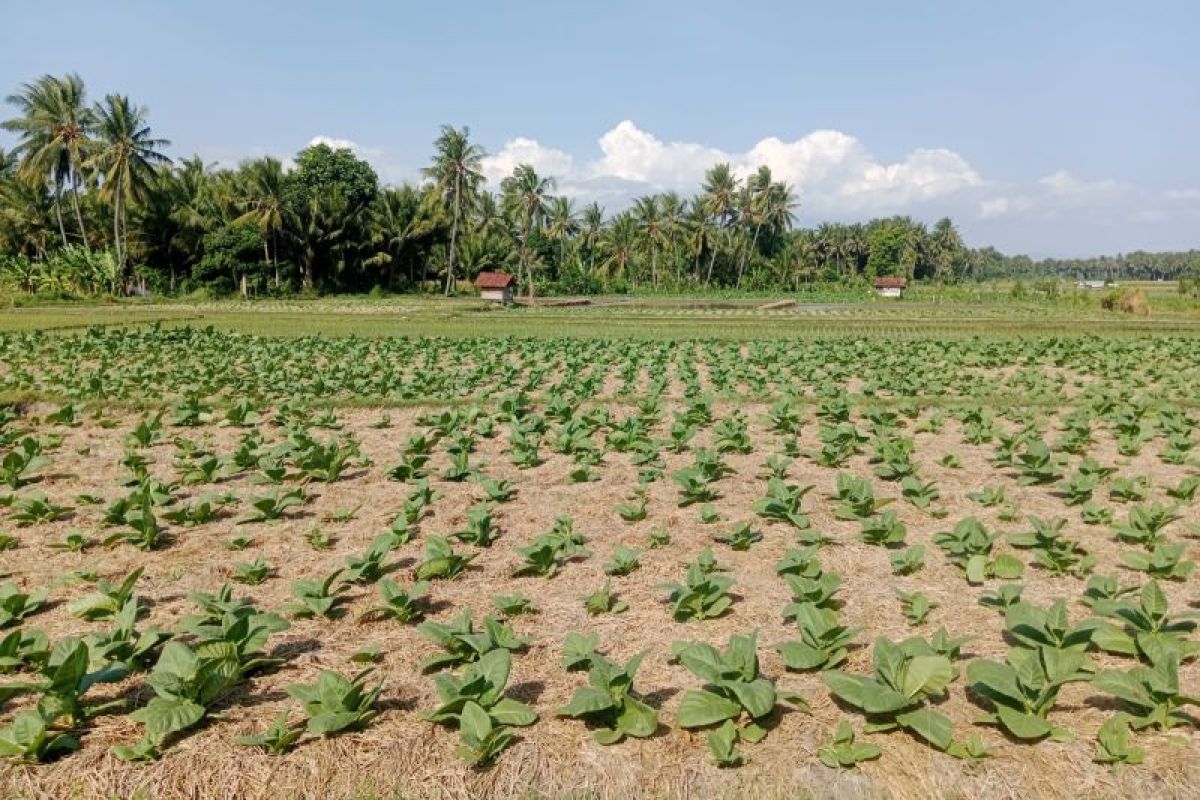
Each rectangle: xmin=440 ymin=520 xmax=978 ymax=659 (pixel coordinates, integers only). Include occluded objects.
xmin=2 ymin=292 xmax=1200 ymax=339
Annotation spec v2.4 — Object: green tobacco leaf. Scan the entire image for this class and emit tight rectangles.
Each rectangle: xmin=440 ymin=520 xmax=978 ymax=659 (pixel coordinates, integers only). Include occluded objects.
xmin=676 ymin=689 xmax=742 ymax=728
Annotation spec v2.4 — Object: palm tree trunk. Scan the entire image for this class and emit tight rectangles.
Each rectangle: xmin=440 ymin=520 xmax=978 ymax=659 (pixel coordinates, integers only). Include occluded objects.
xmin=112 ymin=196 xmax=123 ymax=292
xmin=444 ymin=176 xmax=461 ymax=296
xmin=53 ymin=194 xmax=68 ymax=249
xmin=69 ymin=171 xmax=89 ymax=249
xmin=737 ymin=223 xmax=762 ymax=289
xmin=705 ymin=239 xmax=719 ymax=287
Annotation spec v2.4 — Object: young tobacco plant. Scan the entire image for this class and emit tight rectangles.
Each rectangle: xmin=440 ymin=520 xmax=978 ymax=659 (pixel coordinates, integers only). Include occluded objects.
xmin=417 ymin=611 xmax=530 ymax=673
xmin=776 ymin=603 xmax=861 ymax=671
xmin=286 ymin=668 xmax=381 ymax=735
xmin=966 ymin=645 xmax=1091 ymax=741
xmin=674 ymin=632 xmax=807 ymax=766
xmin=424 ymin=649 xmax=537 ymax=766
xmin=362 ymin=579 xmax=430 ymax=624
xmin=934 ymin=517 xmax=1024 ymax=584
xmin=556 ymin=649 xmax=658 ymax=744
xmin=822 ymin=636 xmax=957 ymax=751
xmin=817 ymin=720 xmax=881 ymax=769
xmin=662 ymin=561 xmax=735 ymax=622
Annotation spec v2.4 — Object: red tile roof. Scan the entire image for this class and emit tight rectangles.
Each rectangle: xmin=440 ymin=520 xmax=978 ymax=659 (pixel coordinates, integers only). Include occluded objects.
xmin=476 ymin=271 xmax=516 ymax=289
xmin=873 ymin=276 xmax=908 ymax=289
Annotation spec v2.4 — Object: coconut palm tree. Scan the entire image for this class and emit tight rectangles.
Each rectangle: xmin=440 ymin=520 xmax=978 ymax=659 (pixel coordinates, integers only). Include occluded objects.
xmin=599 ymin=212 xmax=637 ymax=290
xmin=0 ymin=167 xmax=54 ymax=257
xmin=660 ymin=192 xmax=687 ymax=284
xmin=234 ymin=157 xmax=288 ymax=287
xmin=2 ymin=73 xmax=96 ymax=247
xmin=700 ymin=163 xmax=739 ymax=286
xmin=423 ymin=125 xmax=485 ymax=295
xmin=578 ymin=201 xmax=605 ymax=279
xmin=87 ymin=94 xmax=171 ymax=289
xmin=365 ymin=185 xmax=440 ymax=288
xmin=632 ymin=195 xmax=665 ymax=288
xmin=545 ymin=195 xmax=579 ymax=279
xmin=500 ymin=163 xmax=555 ymax=298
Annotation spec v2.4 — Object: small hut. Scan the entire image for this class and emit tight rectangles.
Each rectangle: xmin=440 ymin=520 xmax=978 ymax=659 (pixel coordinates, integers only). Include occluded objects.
xmin=476 ymin=271 xmax=516 ymax=305
xmin=873 ymin=276 xmax=908 ymax=298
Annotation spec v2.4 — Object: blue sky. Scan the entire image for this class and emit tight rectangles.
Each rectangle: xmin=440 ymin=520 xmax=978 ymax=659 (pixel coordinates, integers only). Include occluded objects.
xmin=2 ymin=0 xmax=1197 ymax=256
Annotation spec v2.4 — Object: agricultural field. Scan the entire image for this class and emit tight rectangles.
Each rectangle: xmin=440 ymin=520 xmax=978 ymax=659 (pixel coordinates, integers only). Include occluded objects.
xmin=0 ymin=311 xmax=1199 ymax=799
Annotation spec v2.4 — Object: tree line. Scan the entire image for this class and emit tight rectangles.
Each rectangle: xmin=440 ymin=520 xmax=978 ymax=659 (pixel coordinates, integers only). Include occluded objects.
xmin=1 ymin=73 xmax=1196 ymax=297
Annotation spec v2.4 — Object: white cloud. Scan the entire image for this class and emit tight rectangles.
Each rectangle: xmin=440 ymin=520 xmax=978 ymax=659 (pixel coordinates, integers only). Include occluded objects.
xmin=308 ymin=135 xmax=361 ymax=152
xmin=478 ymin=120 xmax=981 ymax=218
xmin=480 ymin=137 xmax=575 ymax=187
xmin=1037 ymin=169 xmax=1121 ymax=197
xmin=1164 ymin=188 xmax=1200 ymax=201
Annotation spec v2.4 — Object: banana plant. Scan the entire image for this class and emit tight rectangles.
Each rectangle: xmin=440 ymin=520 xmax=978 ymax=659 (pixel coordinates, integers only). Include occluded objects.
xmin=557 ymin=649 xmax=658 ymax=744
